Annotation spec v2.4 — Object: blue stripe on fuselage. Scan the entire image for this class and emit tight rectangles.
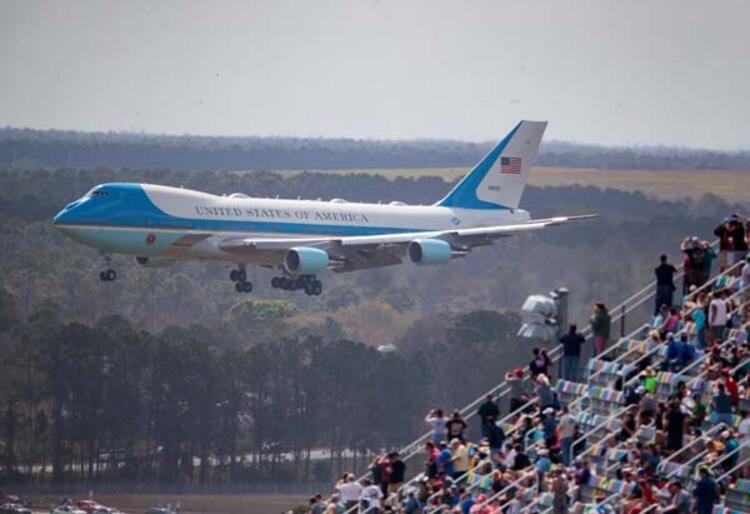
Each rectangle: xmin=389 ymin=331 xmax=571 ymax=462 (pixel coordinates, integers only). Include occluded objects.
xmin=54 ymin=183 xmax=424 ymax=237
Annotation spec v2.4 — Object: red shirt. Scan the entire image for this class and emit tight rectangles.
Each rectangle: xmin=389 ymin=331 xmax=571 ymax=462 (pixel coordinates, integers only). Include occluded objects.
xmin=725 ymin=377 xmax=739 ymax=404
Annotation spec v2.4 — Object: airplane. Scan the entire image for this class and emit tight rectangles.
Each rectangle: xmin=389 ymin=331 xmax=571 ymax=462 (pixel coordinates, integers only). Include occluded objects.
xmin=53 ymin=120 xmax=597 ymax=296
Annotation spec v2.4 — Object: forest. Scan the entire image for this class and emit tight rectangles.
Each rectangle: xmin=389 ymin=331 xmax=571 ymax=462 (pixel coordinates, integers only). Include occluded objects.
xmin=3 ymin=127 xmax=750 ymax=171
xmin=0 ymin=162 xmax=744 ymax=488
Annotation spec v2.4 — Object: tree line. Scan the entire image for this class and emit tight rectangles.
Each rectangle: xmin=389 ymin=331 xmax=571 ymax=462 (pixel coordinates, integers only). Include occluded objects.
xmin=2 ymin=127 xmax=750 ymax=171
xmin=0 ymin=301 xmax=527 ymax=486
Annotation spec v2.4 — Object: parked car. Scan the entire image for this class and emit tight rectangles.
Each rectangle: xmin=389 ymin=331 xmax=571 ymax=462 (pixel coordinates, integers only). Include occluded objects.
xmin=51 ymin=506 xmax=87 ymax=514
xmin=0 ymin=503 xmax=31 ymax=514
xmin=76 ymin=501 xmax=107 ymax=514
xmin=145 ymin=506 xmax=177 ymax=514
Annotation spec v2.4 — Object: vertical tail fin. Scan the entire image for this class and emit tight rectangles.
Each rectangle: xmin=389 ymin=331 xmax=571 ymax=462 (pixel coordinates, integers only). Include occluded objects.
xmin=436 ymin=120 xmax=547 ymax=210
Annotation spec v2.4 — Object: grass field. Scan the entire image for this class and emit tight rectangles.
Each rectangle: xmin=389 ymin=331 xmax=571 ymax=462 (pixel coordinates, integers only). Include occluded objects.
xmin=275 ymin=166 xmax=750 ymax=204
xmin=29 ymin=493 xmax=305 ymax=514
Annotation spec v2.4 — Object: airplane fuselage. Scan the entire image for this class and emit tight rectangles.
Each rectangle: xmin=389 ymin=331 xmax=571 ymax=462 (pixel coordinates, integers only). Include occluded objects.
xmin=53 ymin=183 xmax=531 ymax=263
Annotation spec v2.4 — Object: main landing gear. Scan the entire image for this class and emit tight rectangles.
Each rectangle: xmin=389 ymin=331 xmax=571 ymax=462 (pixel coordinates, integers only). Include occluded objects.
xmin=230 ymin=266 xmax=253 ymax=293
xmin=271 ymin=275 xmax=322 ymax=296
xmin=99 ymin=254 xmax=117 ymax=282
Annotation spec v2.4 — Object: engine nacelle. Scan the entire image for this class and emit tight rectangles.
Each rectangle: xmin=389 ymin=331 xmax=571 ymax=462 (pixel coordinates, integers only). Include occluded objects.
xmin=407 ymin=239 xmax=452 ymax=265
xmin=134 ymin=256 xmax=174 ymax=268
xmin=283 ymin=247 xmax=329 ymax=275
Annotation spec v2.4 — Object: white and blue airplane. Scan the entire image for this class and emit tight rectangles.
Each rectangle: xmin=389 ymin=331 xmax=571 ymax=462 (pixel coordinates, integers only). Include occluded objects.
xmin=53 ymin=120 xmax=596 ymax=296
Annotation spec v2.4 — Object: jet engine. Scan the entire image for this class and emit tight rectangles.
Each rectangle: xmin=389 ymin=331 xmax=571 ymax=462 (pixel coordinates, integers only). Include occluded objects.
xmin=407 ymin=239 xmax=452 ymax=265
xmin=134 ymin=256 xmax=174 ymax=268
xmin=283 ymin=247 xmax=330 ymax=275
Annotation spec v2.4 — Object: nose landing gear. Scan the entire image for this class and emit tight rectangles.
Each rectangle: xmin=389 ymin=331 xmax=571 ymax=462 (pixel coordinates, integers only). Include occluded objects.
xmin=99 ymin=254 xmax=117 ymax=281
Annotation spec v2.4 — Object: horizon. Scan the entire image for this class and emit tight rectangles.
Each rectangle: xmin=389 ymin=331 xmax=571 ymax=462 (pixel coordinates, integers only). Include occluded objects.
xmin=2 ymin=1 xmax=750 ymax=150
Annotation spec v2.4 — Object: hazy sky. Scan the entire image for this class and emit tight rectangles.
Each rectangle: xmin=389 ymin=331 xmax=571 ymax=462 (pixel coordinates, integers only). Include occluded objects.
xmin=1 ymin=0 xmax=748 ymax=149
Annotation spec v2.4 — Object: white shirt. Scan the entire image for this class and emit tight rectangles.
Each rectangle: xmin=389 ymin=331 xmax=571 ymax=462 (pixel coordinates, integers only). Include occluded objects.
xmin=426 ymin=417 xmax=445 ymax=439
xmin=359 ymin=485 xmax=383 ymax=509
xmin=738 ymin=416 xmax=750 ymax=439
xmin=337 ymin=481 xmax=362 ymax=503
xmin=505 ymin=499 xmax=521 ymax=514
xmin=559 ymin=413 xmax=576 ymax=439
xmin=710 ymin=299 xmax=727 ymax=327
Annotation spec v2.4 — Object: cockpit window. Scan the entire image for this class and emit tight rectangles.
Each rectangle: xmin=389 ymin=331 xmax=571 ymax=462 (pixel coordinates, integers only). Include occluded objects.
xmin=87 ymin=188 xmax=110 ymax=197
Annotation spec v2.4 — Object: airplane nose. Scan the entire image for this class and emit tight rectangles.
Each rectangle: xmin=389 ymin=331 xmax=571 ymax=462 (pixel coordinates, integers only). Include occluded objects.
xmin=53 ymin=200 xmax=80 ymax=226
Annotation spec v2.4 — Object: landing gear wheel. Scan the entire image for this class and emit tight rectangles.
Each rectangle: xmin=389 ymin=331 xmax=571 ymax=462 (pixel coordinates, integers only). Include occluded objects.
xmin=100 ymin=271 xmax=108 ymax=282
xmin=106 ymin=269 xmax=117 ymax=281
xmin=271 ymin=277 xmax=281 ymax=289
xmin=312 ymin=281 xmax=322 ymax=296
xmin=235 ymin=281 xmax=253 ymax=293
xmin=230 ymin=269 xmax=240 ymax=282
xmin=304 ymin=284 xmax=314 ymax=296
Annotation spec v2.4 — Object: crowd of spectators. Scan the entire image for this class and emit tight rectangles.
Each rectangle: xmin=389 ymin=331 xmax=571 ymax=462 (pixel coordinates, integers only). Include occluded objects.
xmin=310 ymin=214 xmax=750 ymax=514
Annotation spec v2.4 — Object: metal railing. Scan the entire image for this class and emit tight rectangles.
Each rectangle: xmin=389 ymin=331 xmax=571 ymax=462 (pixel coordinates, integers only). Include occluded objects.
xmin=340 ymin=240 xmax=730 ymax=512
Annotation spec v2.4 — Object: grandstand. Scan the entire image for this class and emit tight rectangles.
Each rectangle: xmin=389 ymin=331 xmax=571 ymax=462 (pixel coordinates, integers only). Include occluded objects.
xmin=320 ymin=237 xmax=750 ymax=514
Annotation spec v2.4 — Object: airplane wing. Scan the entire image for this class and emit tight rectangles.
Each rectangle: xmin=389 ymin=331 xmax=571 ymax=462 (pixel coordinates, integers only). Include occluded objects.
xmin=218 ymin=214 xmax=597 ymax=272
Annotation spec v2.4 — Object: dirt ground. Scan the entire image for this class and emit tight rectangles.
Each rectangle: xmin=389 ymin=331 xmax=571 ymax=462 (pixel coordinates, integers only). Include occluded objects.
xmin=29 ymin=494 xmax=305 ymax=514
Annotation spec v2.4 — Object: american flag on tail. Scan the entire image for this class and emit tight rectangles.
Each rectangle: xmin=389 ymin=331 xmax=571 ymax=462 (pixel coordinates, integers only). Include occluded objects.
xmin=500 ymin=157 xmax=522 ymax=174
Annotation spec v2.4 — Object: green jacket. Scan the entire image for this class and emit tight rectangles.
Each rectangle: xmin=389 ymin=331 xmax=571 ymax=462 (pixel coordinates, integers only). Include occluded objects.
xmin=591 ymin=309 xmax=611 ymax=339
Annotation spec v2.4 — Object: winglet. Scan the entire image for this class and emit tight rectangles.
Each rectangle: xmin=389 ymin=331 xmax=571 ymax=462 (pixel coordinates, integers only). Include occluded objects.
xmin=436 ymin=120 xmax=547 ymax=210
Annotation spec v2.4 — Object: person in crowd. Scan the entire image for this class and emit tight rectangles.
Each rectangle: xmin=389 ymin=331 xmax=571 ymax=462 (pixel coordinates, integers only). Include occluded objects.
xmin=558 ymin=405 xmax=576 ymax=467
xmin=477 ymin=394 xmax=499 ymax=440
xmin=655 ymin=254 xmax=678 ymax=315
xmin=425 ymin=408 xmax=446 ymax=445
xmin=335 ymin=473 xmax=362 ymax=511
xmin=359 ymin=479 xmax=383 ymax=514
xmin=664 ymin=399 xmax=688 ymax=452
xmin=450 ymin=438 xmax=470 ymax=483
xmin=535 ymin=373 xmax=554 ymax=412
xmin=505 ymin=367 xmax=527 ymax=413
xmin=308 ymin=493 xmax=326 ymax=514
xmin=709 ymin=290 xmax=729 ymax=344
xmin=682 ymin=236 xmax=708 ymax=288
xmin=437 ymin=441 xmax=453 ymax=478
xmin=424 ymin=441 xmax=439 ymax=480
xmin=662 ymin=332 xmax=681 ymax=371
xmin=662 ymin=480 xmax=690 ymax=514
xmin=692 ymin=467 xmax=718 ymax=514
xmin=401 ymin=490 xmax=420 ymax=514
xmin=729 ymin=214 xmax=748 ymax=267
xmin=715 ymin=217 xmax=734 ymax=271
xmin=445 ymin=410 xmax=468 ymax=443
xmin=677 ymin=332 xmax=696 ymax=370
xmin=386 ymin=452 xmax=405 ymax=495
xmin=742 ymin=255 xmax=750 ymax=299
xmin=560 ymin=323 xmax=585 ymax=381
xmin=529 ymin=348 xmax=547 ymax=379
xmin=712 ymin=383 xmax=734 ymax=427
xmin=661 ymin=307 xmax=682 ymax=338
xmin=590 ymin=302 xmax=611 ymax=356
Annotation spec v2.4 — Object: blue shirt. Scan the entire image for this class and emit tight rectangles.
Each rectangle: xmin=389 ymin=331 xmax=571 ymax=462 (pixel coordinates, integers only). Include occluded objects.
xmin=678 ymin=342 xmax=695 ymax=364
xmin=438 ymin=448 xmax=453 ymax=476
xmin=535 ymin=456 xmax=551 ymax=472
xmin=666 ymin=340 xmax=681 ymax=360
